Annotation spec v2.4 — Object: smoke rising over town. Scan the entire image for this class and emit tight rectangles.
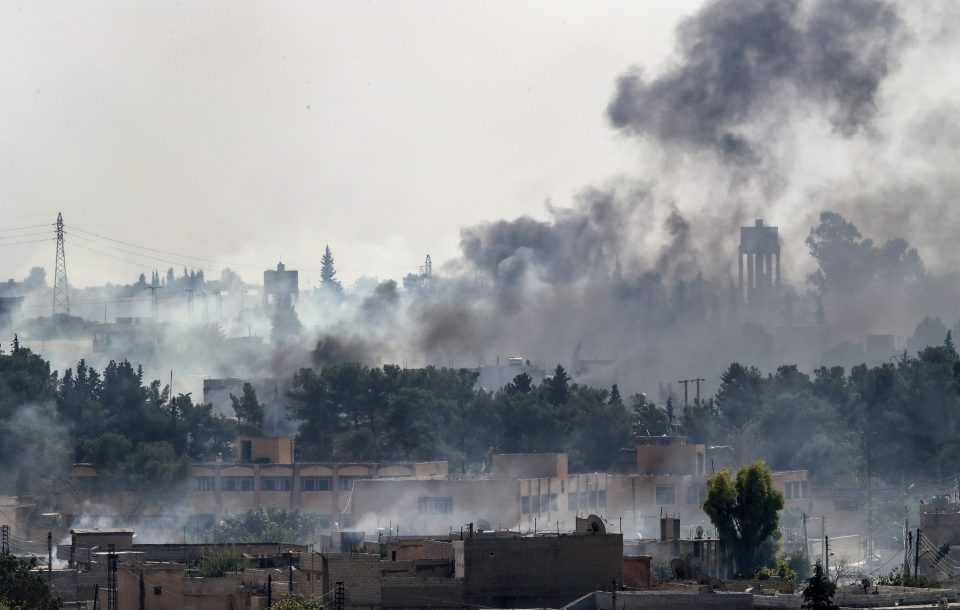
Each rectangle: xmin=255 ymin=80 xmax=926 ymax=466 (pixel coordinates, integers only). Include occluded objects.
xmin=2 ymin=1 xmax=960 ymax=602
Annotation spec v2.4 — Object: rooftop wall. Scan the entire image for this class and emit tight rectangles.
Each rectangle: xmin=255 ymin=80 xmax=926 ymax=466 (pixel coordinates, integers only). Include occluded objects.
xmin=454 ymin=533 xmax=623 ymax=606
xmin=492 ymin=453 xmax=568 ymax=479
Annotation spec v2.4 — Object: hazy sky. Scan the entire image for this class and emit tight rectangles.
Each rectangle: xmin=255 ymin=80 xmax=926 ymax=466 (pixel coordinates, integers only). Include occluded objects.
xmin=0 ymin=1 xmax=703 ymax=288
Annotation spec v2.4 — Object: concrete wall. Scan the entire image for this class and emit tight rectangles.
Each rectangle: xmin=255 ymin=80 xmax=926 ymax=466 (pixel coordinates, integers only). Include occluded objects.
xmin=454 ymin=533 xmax=623 ymax=607
xmin=321 ymin=553 xmax=382 ymax=608
xmin=636 ymin=444 xmax=704 ymax=476
xmin=237 ymin=436 xmax=294 ymax=465
xmin=383 ymin=538 xmax=453 ymax=561
xmin=623 ymin=556 xmax=652 ymax=589
xmin=381 ymin=578 xmax=464 ymax=608
xmin=572 ymin=589 xmax=753 ymax=610
xmin=493 ymin=453 xmax=568 ymax=479
xmin=922 ymin=511 xmax=960 ymax=546
xmin=109 ymin=564 xmax=249 ymax=610
xmin=352 ymin=478 xmax=520 ymax=535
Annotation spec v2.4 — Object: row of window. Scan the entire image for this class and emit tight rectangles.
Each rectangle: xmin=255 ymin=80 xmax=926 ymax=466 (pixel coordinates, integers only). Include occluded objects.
xmin=196 ymin=475 xmax=367 ymax=492
xmin=569 ymin=490 xmax=606 ymax=511
xmin=521 ymin=493 xmax=559 ymax=514
xmin=521 ymin=491 xmax=609 ymax=514
xmin=784 ymin=480 xmax=808 ymax=500
xmin=418 ymin=496 xmax=454 ymax=515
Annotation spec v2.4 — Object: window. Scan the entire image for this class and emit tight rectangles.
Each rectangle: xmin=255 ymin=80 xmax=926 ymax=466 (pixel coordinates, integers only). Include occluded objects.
xmin=588 ymin=490 xmax=598 ymax=508
xmin=261 ymin=477 xmax=292 ymax=491
xmin=222 ymin=476 xmax=255 ymax=491
xmin=784 ymin=480 xmax=808 ymax=500
xmin=339 ymin=476 xmax=367 ymax=491
xmin=418 ymin=496 xmax=453 ymax=515
xmin=655 ymin=485 xmax=676 ymax=506
xmin=195 ymin=477 xmax=215 ymax=492
xmin=522 ymin=496 xmax=530 ymax=514
xmin=531 ymin=495 xmax=541 ymax=513
xmin=568 ymin=493 xmax=578 ymax=511
xmin=318 ymin=515 xmax=333 ymax=529
xmin=301 ymin=476 xmax=332 ymax=491
xmin=579 ymin=491 xmax=589 ymax=508
xmin=551 ymin=494 xmax=559 ymax=511
xmin=598 ymin=490 xmax=607 ymax=508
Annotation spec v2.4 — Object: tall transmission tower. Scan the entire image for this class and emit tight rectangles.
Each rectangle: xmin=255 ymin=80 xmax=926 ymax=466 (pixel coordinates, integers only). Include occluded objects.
xmin=52 ymin=213 xmax=70 ymax=315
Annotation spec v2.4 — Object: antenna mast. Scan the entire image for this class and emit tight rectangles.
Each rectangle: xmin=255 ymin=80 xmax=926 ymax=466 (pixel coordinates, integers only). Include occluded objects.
xmin=52 ymin=212 xmax=70 ymax=315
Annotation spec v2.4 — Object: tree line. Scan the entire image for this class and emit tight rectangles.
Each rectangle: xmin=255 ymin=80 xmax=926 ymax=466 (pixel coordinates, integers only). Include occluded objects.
xmin=3 ymin=327 xmax=960 ymax=498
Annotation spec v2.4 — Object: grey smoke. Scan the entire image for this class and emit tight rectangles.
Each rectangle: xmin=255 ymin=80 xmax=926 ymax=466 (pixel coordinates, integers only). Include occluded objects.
xmin=607 ymin=0 xmax=901 ymax=166
xmin=311 ymin=333 xmax=383 ymax=368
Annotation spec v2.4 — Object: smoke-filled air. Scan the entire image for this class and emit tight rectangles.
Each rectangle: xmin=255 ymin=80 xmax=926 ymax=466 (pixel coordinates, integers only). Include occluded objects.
xmin=2 ymin=0 xmax=960 ymax=598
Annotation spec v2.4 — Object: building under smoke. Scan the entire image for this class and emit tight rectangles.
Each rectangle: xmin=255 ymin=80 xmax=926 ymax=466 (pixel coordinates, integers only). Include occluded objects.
xmin=262 ymin=261 xmax=298 ymax=310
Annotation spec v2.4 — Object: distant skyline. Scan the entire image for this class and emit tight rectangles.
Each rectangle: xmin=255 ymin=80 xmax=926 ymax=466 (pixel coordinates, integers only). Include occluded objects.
xmin=3 ymin=1 xmax=959 ymax=292
xmin=0 ymin=1 xmax=700 ymax=288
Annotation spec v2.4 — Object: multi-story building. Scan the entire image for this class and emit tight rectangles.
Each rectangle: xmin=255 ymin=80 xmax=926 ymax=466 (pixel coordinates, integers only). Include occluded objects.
xmin=55 ymin=435 xmax=809 ymax=547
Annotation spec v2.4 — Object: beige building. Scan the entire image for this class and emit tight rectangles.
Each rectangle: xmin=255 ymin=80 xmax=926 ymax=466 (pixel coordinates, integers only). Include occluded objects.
xmin=57 ymin=437 xmax=448 ymax=541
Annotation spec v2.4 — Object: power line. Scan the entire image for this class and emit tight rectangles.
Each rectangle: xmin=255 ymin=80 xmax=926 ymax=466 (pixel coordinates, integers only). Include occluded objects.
xmin=0 ymin=224 xmax=52 ymax=233
xmin=0 ymin=230 xmax=54 ymax=240
xmin=68 ymin=240 xmax=188 ymax=273
xmin=65 ymin=232 xmax=210 ymax=272
xmin=66 ymin=224 xmax=262 ymax=270
xmin=0 ymin=238 xmax=54 ymax=248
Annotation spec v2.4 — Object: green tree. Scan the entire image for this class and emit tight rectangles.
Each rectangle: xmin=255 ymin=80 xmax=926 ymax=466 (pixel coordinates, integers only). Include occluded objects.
xmin=230 ymin=382 xmax=265 ymax=435
xmin=0 ymin=555 xmax=61 ymax=610
xmin=608 ymin=384 xmax=623 ymax=407
xmin=702 ymin=461 xmax=784 ymax=575
xmin=715 ymin=363 xmax=763 ymax=435
xmin=544 ymin=364 xmax=570 ymax=406
xmin=212 ymin=507 xmax=321 ymax=544
xmin=631 ymin=393 xmax=671 ymax=437
xmin=801 ymin=560 xmax=837 ymax=610
xmin=272 ymin=595 xmax=324 ymax=610
xmin=199 ymin=547 xmax=246 ymax=577
xmin=320 ymin=245 xmax=343 ymax=295
xmin=506 ymin=372 xmax=533 ymax=394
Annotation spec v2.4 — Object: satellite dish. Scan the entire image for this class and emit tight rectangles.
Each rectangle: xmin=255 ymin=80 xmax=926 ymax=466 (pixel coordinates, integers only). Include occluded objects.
xmin=696 ymin=526 xmax=704 ymax=539
xmin=586 ymin=514 xmax=606 ymax=535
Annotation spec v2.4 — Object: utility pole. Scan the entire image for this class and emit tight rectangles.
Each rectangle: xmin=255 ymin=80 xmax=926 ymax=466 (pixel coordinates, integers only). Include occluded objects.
xmin=802 ymin=513 xmax=810 ymax=564
xmin=865 ymin=430 xmax=873 ymax=570
xmin=678 ymin=379 xmax=690 ymax=408
xmin=52 ymin=212 xmax=70 ymax=315
xmin=825 ymin=536 xmax=830 ymax=579
xmin=915 ymin=527 xmax=921 ymax=577
xmin=822 ymin=516 xmax=827 ymax=571
xmin=903 ymin=507 xmax=910 ymax=578
xmin=47 ymin=532 xmax=52 ymax=580
xmin=678 ymin=378 xmax=706 ymax=407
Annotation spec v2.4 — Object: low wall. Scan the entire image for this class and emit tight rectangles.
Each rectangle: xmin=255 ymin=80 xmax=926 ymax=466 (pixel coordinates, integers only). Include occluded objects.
xmin=381 ymin=577 xmax=464 ymax=608
xmin=564 ymin=588 xmax=754 ymax=610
